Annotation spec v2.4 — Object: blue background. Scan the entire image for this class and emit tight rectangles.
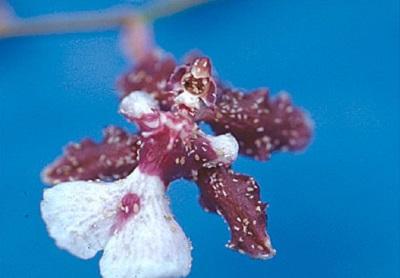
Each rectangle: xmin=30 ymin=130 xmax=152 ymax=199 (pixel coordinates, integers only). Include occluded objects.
xmin=0 ymin=0 xmax=399 ymax=277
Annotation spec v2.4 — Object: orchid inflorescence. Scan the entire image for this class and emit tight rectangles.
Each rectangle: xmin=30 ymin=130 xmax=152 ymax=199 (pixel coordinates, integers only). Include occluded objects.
xmin=40 ymin=48 xmax=312 ymax=277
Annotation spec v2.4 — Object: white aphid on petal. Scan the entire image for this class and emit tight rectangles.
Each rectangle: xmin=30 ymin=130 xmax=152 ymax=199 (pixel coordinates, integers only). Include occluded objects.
xmin=41 ymin=169 xmax=192 ymax=278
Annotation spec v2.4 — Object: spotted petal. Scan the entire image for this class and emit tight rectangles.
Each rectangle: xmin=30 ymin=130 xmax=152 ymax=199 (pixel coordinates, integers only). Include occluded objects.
xmin=197 ymin=166 xmax=275 ymax=259
xmin=117 ymin=51 xmax=177 ymax=110
xmin=201 ymin=87 xmax=313 ymax=160
xmin=42 ymin=126 xmax=141 ymax=185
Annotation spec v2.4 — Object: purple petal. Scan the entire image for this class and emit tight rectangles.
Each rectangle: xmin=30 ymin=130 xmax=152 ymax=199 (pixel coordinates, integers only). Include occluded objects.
xmin=202 ymin=87 xmax=313 ymax=160
xmin=42 ymin=126 xmax=141 ymax=185
xmin=137 ymin=118 xmax=219 ymax=183
xmin=197 ymin=166 xmax=275 ymax=259
xmin=117 ymin=52 xmax=177 ymax=110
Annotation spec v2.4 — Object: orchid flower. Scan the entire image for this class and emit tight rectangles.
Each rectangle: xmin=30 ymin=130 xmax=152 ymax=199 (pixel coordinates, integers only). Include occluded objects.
xmin=41 ymin=53 xmax=313 ymax=277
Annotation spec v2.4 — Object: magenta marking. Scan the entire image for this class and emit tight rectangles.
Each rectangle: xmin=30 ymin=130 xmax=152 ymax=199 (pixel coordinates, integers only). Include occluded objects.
xmin=111 ymin=192 xmax=141 ymax=234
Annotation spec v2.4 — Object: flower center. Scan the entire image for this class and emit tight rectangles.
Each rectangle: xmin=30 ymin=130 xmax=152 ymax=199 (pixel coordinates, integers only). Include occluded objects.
xmin=181 ymin=73 xmax=210 ymax=96
xmin=181 ymin=57 xmax=212 ymax=96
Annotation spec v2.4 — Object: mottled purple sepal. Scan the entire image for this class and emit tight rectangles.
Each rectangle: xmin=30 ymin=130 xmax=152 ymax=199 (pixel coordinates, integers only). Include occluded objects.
xmin=42 ymin=126 xmax=141 ymax=184
xmin=197 ymin=166 xmax=275 ymax=259
xmin=117 ymin=51 xmax=176 ymax=110
xmin=203 ymin=87 xmax=313 ymax=160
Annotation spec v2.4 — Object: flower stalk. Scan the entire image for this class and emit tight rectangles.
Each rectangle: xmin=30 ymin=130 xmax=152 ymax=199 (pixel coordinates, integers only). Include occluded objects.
xmin=0 ymin=0 xmax=210 ymax=39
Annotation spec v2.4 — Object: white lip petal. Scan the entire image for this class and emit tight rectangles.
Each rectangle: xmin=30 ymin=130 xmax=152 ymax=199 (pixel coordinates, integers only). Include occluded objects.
xmin=100 ymin=175 xmax=192 ymax=278
xmin=41 ymin=181 xmax=123 ymax=259
xmin=42 ymin=169 xmax=192 ymax=277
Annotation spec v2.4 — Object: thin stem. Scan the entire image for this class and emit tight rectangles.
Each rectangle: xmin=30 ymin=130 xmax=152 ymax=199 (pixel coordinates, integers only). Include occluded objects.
xmin=0 ymin=8 xmax=134 ymax=38
xmin=141 ymin=0 xmax=209 ymax=22
xmin=0 ymin=0 xmax=210 ymax=39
